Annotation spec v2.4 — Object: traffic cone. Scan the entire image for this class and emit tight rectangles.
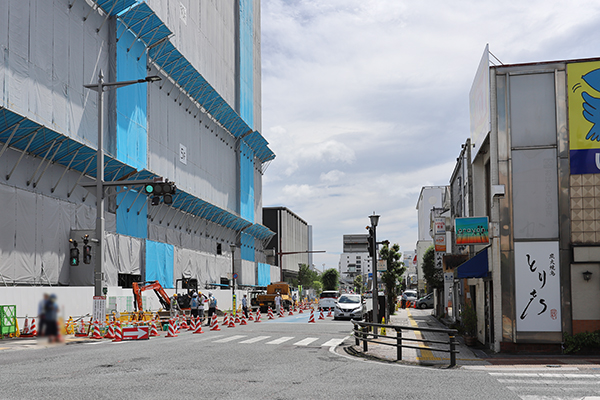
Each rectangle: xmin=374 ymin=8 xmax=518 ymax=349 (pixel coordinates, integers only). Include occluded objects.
xmin=308 ymin=309 xmax=316 ymax=323
xmin=228 ymin=317 xmax=236 ymax=328
xmin=279 ymin=307 xmax=285 ymax=318
xmin=91 ymin=320 xmax=103 ymax=339
xmin=181 ymin=316 xmax=189 ymax=330
xmin=210 ymin=314 xmax=221 ymax=331
xmin=234 ymin=314 xmax=241 ymax=324
xmin=288 ymin=307 xmax=294 ymax=316
xmin=104 ymin=321 xmax=115 ymax=339
xmin=75 ymin=319 xmax=88 ymax=337
xmin=240 ymin=313 xmax=247 ymax=325
xmin=113 ymin=322 xmax=123 ymax=342
xmin=193 ymin=320 xmax=204 ymax=334
xmin=223 ymin=312 xmax=230 ymax=326
xmin=248 ymin=311 xmax=254 ymax=321
xmin=298 ymin=306 xmax=303 ymax=314
xmin=318 ymin=309 xmax=325 ymax=320
xmin=188 ymin=316 xmax=196 ymax=331
xmin=267 ymin=307 xmax=274 ymax=320
xmin=20 ymin=316 xmax=32 ymax=337
xmin=150 ymin=319 xmax=159 ymax=337
xmin=28 ymin=318 xmax=37 ymax=337
xmin=166 ymin=318 xmax=178 ymax=337
xmin=254 ymin=309 xmax=261 ymax=323
xmin=326 ymin=308 xmax=332 ymax=317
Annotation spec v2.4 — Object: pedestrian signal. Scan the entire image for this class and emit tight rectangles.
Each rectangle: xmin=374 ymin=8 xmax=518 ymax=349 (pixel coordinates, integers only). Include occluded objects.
xmin=69 ymin=239 xmax=79 ymax=266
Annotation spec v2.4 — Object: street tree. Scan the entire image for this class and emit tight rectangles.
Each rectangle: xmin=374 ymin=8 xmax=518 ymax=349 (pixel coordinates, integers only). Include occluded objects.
xmin=422 ymin=245 xmax=443 ymax=292
xmin=297 ymin=263 xmax=320 ymax=290
xmin=353 ymin=274 xmax=365 ymax=294
xmin=321 ymin=268 xmax=339 ymax=291
xmin=379 ymin=243 xmax=405 ymax=315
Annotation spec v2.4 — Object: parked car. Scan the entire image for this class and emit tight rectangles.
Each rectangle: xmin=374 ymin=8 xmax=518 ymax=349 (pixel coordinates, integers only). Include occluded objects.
xmin=403 ymin=290 xmax=418 ymax=302
xmin=318 ymin=290 xmax=340 ymax=310
xmin=416 ymin=293 xmax=434 ymax=309
xmin=333 ymin=294 xmax=366 ymax=320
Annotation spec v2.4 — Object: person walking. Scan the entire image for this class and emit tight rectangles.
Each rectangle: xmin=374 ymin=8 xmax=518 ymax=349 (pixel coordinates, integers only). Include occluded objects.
xmin=241 ymin=294 xmax=248 ymax=318
xmin=170 ymin=293 xmax=180 ymax=318
xmin=401 ymin=292 xmax=407 ymax=309
xmin=190 ymin=293 xmax=199 ymax=319
xmin=275 ymin=292 xmax=281 ymax=315
xmin=206 ymin=292 xmax=217 ymax=326
xmin=38 ymin=293 xmax=49 ymax=337
xmin=43 ymin=294 xmax=60 ymax=343
xmin=198 ymin=291 xmax=207 ymax=323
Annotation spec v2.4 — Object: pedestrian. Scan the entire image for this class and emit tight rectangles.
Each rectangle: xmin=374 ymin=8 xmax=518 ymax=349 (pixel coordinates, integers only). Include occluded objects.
xmin=206 ymin=292 xmax=217 ymax=326
xmin=292 ymin=293 xmax=297 ymax=308
xmin=170 ymin=293 xmax=180 ymax=318
xmin=190 ymin=292 xmax=199 ymax=319
xmin=241 ymin=294 xmax=248 ymax=318
xmin=38 ymin=293 xmax=49 ymax=337
xmin=275 ymin=292 xmax=281 ymax=315
xmin=401 ymin=292 xmax=407 ymax=309
xmin=43 ymin=294 xmax=60 ymax=343
xmin=198 ymin=291 xmax=207 ymax=323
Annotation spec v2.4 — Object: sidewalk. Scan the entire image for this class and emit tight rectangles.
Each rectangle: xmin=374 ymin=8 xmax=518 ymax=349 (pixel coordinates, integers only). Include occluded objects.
xmin=343 ymin=308 xmax=600 ymax=369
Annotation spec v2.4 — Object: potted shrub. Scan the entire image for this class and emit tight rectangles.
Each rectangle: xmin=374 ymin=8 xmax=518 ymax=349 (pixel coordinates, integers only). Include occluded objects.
xmin=460 ymin=303 xmax=478 ymax=346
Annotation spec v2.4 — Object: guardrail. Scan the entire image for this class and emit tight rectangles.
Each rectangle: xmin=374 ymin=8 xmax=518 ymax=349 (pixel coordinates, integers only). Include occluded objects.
xmin=351 ymin=319 xmax=459 ymax=367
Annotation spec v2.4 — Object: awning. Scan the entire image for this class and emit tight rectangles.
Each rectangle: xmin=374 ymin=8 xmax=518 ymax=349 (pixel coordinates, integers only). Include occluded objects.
xmin=455 ymin=248 xmax=489 ymax=279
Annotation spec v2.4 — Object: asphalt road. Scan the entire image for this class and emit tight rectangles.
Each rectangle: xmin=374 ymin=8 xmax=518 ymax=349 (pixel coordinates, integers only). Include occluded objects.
xmin=2 ymin=311 xmax=599 ymax=399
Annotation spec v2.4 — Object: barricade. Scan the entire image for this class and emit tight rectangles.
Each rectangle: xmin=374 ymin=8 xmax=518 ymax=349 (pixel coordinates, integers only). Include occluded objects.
xmin=0 ymin=305 xmax=17 ymax=338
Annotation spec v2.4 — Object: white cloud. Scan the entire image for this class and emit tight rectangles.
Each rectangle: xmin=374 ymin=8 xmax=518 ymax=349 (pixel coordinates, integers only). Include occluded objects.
xmin=320 ymin=170 xmax=345 ymax=183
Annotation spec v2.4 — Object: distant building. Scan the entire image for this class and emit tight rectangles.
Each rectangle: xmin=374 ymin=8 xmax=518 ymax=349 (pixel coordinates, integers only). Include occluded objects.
xmin=263 ymin=207 xmax=310 ymax=283
xmin=338 ymin=234 xmax=372 ymax=290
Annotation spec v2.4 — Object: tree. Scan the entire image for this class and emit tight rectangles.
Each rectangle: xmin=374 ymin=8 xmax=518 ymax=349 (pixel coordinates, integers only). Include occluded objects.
xmin=422 ymin=246 xmax=443 ymax=292
xmin=379 ymin=243 xmax=406 ymax=315
xmin=297 ymin=263 xmax=320 ymax=290
xmin=321 ymin=268 xmax=339 ymax=291
xmin=312 ymin=280 xmax=322 ymax=294
xmin=353 ymin=274 xmax=365 ymax=294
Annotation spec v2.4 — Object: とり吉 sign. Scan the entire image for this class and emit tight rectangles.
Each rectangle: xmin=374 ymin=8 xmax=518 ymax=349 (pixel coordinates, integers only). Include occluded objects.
xmin=455 ymin=217 xmax=489 ymax=245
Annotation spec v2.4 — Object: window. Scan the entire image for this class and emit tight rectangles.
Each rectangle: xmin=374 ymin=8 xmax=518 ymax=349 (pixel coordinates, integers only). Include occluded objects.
xmin=217 ymin=243 xmax=222 ymax=255
xmin=220 ymin=277 xmax=229 ymax=289
xmin=118 ymin=274 xmax=141 ymax=289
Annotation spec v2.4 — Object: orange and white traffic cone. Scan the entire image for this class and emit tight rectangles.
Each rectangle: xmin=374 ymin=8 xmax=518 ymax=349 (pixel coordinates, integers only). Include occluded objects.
xmin=75 ymin=319 xmax=88 ymax=337
xmin=21 ymin=316 xmax=30 ymax=336
xmin=308 ymin=309 xmax=316 ymax=323
xmin=181 ymin=316 xmax=189 ymax=330
xmin=234 ymin=314 xmax=241 ymax=324
xmin=318 ymin=309 xmax=325 ymax=320
xmin=248 ymin=311 xmax=254 ymax=321
xmin=326 ymin=308 xmax=332 ymax=317
xmin=240 ymin=313 xmax=247 ymax=325
xmin=150 ymin=319 xmax=160 ymax=337
xmin=28 ymin=318 xmax=37 ymax=337
xmin=210 ymin=314 xmax=221 ymax=331
xmin=288 ymin=307 xmax=294 ymax=316
xmin=193 ymin=319 xmax=204 ymax=334
xmin=298 ymin=306 xmax=303 ymax=314
xmin=254 ymin=310 xmax=262 ymax=323
xmin=113 ymin=322 xmax=123 ymax=342
xmin=104 ymin=322 xmax=115 ymax=339
xmin=228 ymin=314 xmax=236 ymax=328
xmin=267 ymin=307 xmax=274 ymax=320
xmin=166 ymin=318 xmax=178 ymax=337
xmin=188 ymin=316 xmax=196 ymax=331
xmin=223 ymin=312 xmax=230 ymax=326
xmin=279 ymin=307 xmax=285 ymax=318
xmin=91 ymin=320 xmax=103 ymax=339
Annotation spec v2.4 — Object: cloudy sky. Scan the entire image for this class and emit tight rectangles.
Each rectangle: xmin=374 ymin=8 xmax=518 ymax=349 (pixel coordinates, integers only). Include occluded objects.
xmin=259 ymin=0 xmax=600 ymax=270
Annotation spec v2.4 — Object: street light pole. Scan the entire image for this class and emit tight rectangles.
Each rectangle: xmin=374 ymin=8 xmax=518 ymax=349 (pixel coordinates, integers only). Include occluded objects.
xmin=230 ymin=244 xmax=236 ymax=314
xmin=369 ymin=213 xmax=380 ymax=325
xmin=84 ymin=71 xmax=160 ymax=296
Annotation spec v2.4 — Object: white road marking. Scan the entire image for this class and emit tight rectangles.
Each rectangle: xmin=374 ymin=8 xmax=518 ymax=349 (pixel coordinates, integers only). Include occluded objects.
xmin=293 ymin=337 xmax=318 ymax=346
xmin=320 ymin=338 xmax=344 ymax=347
xmin=239 ymin=336 xmax=271 ymax=344
xmin=266 ymin=336 xmax=294 ymax=345
xmin=213 ymin=335 xmax=246 ymax=343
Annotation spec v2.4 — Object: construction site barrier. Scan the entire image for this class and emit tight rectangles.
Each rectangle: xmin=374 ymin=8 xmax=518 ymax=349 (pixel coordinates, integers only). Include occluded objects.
xmin=1 ymin=305 xmax=17 ymax=338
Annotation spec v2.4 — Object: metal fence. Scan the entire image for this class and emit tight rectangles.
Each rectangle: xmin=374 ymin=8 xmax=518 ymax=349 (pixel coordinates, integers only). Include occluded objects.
xmin=351 ymin=319 xmax=459 ymax=367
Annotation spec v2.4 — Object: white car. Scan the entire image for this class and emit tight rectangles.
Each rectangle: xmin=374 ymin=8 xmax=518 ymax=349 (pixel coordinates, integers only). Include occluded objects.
xmin=333 ymin=294 xmax=366 ymax=320
xmin=318 ymin=290 xmax=340 ymax=310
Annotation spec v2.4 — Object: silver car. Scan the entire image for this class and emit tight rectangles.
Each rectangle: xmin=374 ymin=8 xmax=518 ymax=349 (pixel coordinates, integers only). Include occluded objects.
xmin=333 ymin=294 xmax=366 ymax=320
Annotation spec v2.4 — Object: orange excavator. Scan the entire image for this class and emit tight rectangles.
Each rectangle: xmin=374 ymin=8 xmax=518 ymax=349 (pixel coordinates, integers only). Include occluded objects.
xmin=132 ymin=280 xmax=171 ymax=316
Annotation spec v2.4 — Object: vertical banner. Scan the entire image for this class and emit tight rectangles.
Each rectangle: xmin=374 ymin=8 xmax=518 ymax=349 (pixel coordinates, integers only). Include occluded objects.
xmin=514 ymin=241 xmax=561 ymax=332
xmin=93 ymin=296 xmax=106 ymax=327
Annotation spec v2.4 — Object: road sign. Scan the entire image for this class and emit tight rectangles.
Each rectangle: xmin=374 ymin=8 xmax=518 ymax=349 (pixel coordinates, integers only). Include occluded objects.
xmin=122 ymin=326 xmax=149 ymax=340
xmin=377 ymin=259 xmax=387 ymax=272
xmin=92 ymin=296 xmax=106 ymax=326
xmin=233 ymin=273 xmax=238 ymax=279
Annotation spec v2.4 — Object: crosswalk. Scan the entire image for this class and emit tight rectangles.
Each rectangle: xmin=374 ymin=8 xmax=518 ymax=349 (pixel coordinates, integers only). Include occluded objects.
xmin=205 ymin=334 xmax=346 ymax=348
xmin=488 ymin=371 xmax=600 ymax=399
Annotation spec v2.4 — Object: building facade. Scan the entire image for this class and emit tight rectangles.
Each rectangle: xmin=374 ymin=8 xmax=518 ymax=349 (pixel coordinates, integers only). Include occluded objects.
xmin=0 ymin=0 xmax=276 ymax=313
xmin=338 ymin=234 xmax=372 ymax=290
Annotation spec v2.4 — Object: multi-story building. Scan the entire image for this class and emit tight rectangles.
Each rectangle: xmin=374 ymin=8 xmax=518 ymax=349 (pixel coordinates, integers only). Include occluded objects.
xmin=1 ymin=0 xmax=276 ymax=316
xmin=263 ymin=207 xmax=310 ymax=283
xmin=338 ymin=234 xmax=372 ymax=289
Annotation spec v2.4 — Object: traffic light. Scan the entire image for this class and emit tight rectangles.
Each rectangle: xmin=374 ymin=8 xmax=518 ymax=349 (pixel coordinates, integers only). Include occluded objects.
xmin=366 ymin=226 xmax=374 ymax=256
xmin=83 ymin=234 xmax=92 ymax=264
xmin=69 ymin=239 xmax=79 ymax=266
xmin=146 ymin=181 xmax=177 ymax=205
